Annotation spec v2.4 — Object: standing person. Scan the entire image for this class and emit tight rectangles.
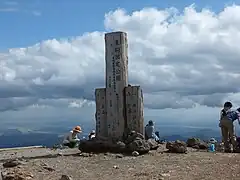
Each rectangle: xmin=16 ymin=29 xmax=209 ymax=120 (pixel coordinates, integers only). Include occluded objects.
xmin=219 ymin=102 xmax=240 ymax=152
xmin=63 ymin=126 xmax=82 ymax=148
xmin=145 ymin=120 xmax=159 ymax=142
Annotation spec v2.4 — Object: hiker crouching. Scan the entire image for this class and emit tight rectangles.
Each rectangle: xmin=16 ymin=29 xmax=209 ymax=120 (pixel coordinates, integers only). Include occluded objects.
xmin=145 ymin=120 xmax=160 ymax=142
xmin=63 ymin=126 xmax=82 ymax=148
xmin=219 ymin=102 xmax=240 ymax=153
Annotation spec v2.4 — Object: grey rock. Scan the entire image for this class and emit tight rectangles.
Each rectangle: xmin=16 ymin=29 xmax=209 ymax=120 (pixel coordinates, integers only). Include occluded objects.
xmin=126 ymin=138 xmax=150 ymax=154
xmin=166 ymin=140 xmax=187 ymax=153
xmin=132 ymin=151 xmax=139 ymax=156
xmin=60 ymin=175 xmax=73 ymax=180
xmin=187 ymin=138 xmax=208 ymax=149
xmin=115 ymin=154 xmax=123 ymax=158
xmin=147 ymin=139 xmax=159 ymax=150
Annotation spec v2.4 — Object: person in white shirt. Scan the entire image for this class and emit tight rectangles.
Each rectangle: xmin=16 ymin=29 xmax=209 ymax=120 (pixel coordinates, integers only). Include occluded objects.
xmin=63 ymin=126 xmax=82 ymax=148
xmin=88 ymin=130 xmax=96 ymax=140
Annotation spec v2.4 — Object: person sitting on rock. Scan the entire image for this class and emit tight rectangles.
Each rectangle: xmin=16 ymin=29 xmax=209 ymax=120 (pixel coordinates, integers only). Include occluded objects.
xmin=63 ymin=126 xmax=82 ymax=148
xmin=88 ymin=130 xmax=96 ymax=140
xmin=219 ymin=102 xmax=240 ymax=152
xmin=145 ymin=120 xmax=159 ymax=142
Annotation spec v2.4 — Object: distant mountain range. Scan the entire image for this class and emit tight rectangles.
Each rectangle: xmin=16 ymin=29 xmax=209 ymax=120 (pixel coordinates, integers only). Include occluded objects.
xmin=0 ymin=124 xmax=224 ymax=148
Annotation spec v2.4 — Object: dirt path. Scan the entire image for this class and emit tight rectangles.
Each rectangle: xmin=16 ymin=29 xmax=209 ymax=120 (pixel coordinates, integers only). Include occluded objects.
xmin=1 ymin=147 xmax=240 ymax=180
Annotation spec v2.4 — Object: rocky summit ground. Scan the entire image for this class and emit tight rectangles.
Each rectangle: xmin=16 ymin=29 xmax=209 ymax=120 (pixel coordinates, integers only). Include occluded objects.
xmin=0 ymin=145 xmax=240 ymax=180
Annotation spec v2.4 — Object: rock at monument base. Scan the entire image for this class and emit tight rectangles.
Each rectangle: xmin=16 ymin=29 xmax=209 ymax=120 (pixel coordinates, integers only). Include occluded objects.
xmin=187 ymin=138 xmax=208 ymax=149
xmin=124 ymin=131 xmax=150 ymax=154
xmin=166 ymin=140 xmax=187 ymax=153
xmin=124 ymin=131 xmax=145 ymax=144
xmin=78 ymin=138 xmax=126 ymax=153
xmin=126 ymin=137 xmax=150 ymax=154
xmin=79 ymin=131 xmax=150 ymax=155
xmin=147 ymin=139 xmax=159 ymax=150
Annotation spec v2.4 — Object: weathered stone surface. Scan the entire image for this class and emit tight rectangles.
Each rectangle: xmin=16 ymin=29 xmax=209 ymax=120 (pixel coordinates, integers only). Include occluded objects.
xmin=186 ymin=138 xmax=208 ymax=149
xmin=147 ymin=139 xmax=159 ymax=150
xmin=125 ymin=86 xmax=144 ymax=135
xmin=166 ymin=140 xmax=187 ymax=153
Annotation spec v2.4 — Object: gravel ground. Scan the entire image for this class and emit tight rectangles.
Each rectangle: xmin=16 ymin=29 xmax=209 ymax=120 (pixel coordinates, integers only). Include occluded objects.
xmin=1 ymin=146 xmax=240 ymax=180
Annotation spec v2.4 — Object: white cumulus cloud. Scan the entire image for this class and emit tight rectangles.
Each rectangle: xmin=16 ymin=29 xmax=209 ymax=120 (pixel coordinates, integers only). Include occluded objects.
xmin=1 ymin=5 xmax=240 ymax=113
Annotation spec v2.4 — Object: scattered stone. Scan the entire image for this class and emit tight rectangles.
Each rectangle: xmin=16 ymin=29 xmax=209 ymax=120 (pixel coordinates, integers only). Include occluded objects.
xmin=79 ymin=153 xmax=91 ymax=157
xmin=132 ymin=151 xmax=139 ymax=156
xmin=115 ymin=154 xmax=123 ymax=158
xmin=147 ymin=139 xmax=159 ymax=150
xmin=160 ymin=173 xmax=170 ymax=177
xmin=3 ymin=160 xmax=22 ymax=168
xmin=43 ymin=166 xmax=55 ymax=172
xmin=60 ymin=175 xmax=73 ymax=180
xmin=159 ymin=172 xmax=171 ymax=179
xmin=57 ymin=153 xmax=63 ymax=156
xmin=166 ymin=140 xmax=187 ymax=153
xmin=113 ymin=165 xmax=119 ymax=169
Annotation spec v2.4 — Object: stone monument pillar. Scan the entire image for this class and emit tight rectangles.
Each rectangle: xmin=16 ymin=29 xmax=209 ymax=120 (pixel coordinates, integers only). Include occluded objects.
xmin=95 ymin=31 xmax=144 ymax=140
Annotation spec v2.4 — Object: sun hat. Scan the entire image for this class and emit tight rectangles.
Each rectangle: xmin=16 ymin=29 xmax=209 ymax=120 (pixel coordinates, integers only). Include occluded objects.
xmin=73 ymin=126 xmax=82 ymax=133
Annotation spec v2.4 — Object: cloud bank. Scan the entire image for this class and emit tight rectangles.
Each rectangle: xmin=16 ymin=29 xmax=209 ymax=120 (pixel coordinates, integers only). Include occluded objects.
xmin=1 ymin=4 xmax=240 ymax=112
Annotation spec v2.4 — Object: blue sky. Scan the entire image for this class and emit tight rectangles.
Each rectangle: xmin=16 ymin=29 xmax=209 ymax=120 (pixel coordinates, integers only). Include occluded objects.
xmin=0 ymin=0 xmax=239 ymax=50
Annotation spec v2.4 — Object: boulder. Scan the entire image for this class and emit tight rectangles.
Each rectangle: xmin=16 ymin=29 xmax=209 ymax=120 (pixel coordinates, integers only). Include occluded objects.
xmin=126 ymin=137 xmax=150 ymax=154
xmin=124 ymin=131 xmax=150 ymax=154
xmin=187 ymin=138 xmax=201 ymax=147
xmin=166 ymin=140 xmax=187 ymax=153
xmin=124 ymin=131 xmax=144 ymax=144
xmin=147 ymin=139 xmax=159 ymax=150
xmin=186 ymin=138 xmax=208 ymax=149
xmin=198 ymin=141 xmax=208 ymax=149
